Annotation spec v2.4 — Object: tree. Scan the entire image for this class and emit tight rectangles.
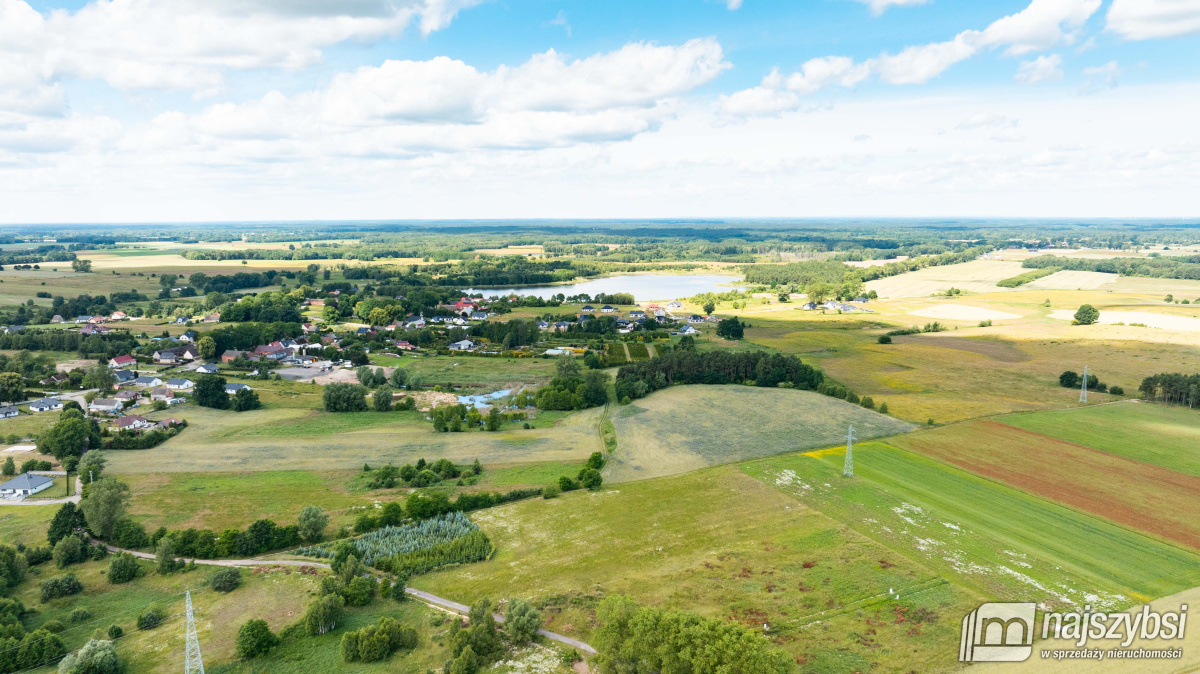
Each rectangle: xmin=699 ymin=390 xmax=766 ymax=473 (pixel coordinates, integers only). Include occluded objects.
xmin=323 ymin=383 xmax=368 ymax=412
xmin=107 ymin=552 xmax=141 ymax=584
xmin=53 ymin=536 xmax=85 ymax=569
xmin=716 ymin=317 xmax=745 ymax=340
xmin=210 ymin=567 xmax=241 ymax=592
xmin=388 ymin=367 xmax=408 ymax=388
xmin=555 ymin=355 xmax=582 ymax=379
xmin=81 ymin=364 xmax=117 ymax=392
xmin=1073 ymin=304 xmax=1099 ymax=325
xmin=305 ymin=594 xmax=345 ymax=635
xmin=71 ymin=259 xmax=93 ymax=273
xmin=197 ymin=335 xmax=217 ymax=360
xmin=48 ymin=502 xmax=86 ymax=546
xmin=80 ymin=478 xmax=129 ymax=540
xmin=236 ymin=619 xmax=279 ymax=659
xmin=57 ymin=638 xmax=121 ymax=674
xmin=39 ymin=415 xmax=100 ymax=462
xmin=877 ymin=335 xmax=892 ymax=344
xmin=577 ymin=467 xmax=603 ymax=490
xmin=0 ymin=372 xmax=24 ymax=403
xmin=231 ymin=387 xmax=261 ymax=411
xmin=703 ymin=300 xmax=715 ymax=315
xmin=484 ymin=407 xmax=501 ymax=431
xmin=1 ymin=457 xmax=13 ymax=476
xmin=297 ymin=505 xmax=329 ymax=543
xmin=77 ymin=450 xmax=106 ymax=483
xmin=504 ymin=598 xmax=541 ymax=645
xmin=373 ymin=384 xmax=394 ymax=412
xmin=1059 ymin=370 xmax=1080 ymax=388
xmin=586 ymin=452 xmax=604 ymax=470
xmin=805 ymin=282 xmax=834 ymax=305
xmin=193 ymin=374 xmax=230 ymax=409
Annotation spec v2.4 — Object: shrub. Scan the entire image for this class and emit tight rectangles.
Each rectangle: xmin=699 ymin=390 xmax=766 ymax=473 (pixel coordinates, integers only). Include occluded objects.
xmin=107 ymin=625 xmax=123 ymax=639
xmin=210 ymin=567 xmax=241 ymax=593
xmin=1110 ymin=385 xmax=1125 ymax=396
xmin=41 ymin=574 xmax=84 ymax=602
xmin=1073 ymin=304 xmax=1099 ymax=325
xmin=57 ymin=638 xmax=122 ymax=674
xmin=877 ymin=335 xmax=892 ymax=344
xmin=345 ymin=576 xmax=375 ymax=607
xmin=341 ymin=616 xmax=417 ymax=663
xmin=878 ymin=402 xmax=889 ymax=414
xmin=542 ymin=483 xmax=560 ymax=499
xmin=112 ymin=518 xmax=149 ymax=549
xmin=504 ymin=598 xmax=541 ymax=645
xmin=24 ymin=545 xmax=52 ymax=566
xmin=42 ymin=619 xmax=65 ymax=633
xmin=577 ymin=467 xmax=603 ymax=491
xmin=137 ymin=606 xmax=165 ymax=630
xmin=859 ymin=396 xmax=875 ymax=410
xmin=107 ymin=552 xmax=141 ymax=585
xmin=69 ymin=608 xmax=92 ymax=623
xmin=1059 ymin=370 xmax=1080 ymax=388
xmin=235 ymin=619 xmax=279 ymax=659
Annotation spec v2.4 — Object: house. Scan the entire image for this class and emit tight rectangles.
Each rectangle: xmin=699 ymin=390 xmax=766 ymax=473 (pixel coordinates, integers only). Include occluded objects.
xmin=153 ymin=344 xmax=199 ymax=363
xmin=688 ymin=315 xmax=705 ymax=324
xmin=203 ymin=313 xmax=221 ymax=323
xmin=629 ymin=310 xmax=645 ymax=319
xmin=50 ymin=315 xmax=64 ymax=324
xmin=195 ymin=363 xmax=219 ymax=375
xmin=667 ymin=301 xmax=684 ymax=309
xmin=89 ymin=399 xmax=124 ymax=414
xmin=308 ymin=299 xmax=325 ymax=307
xmin=157 ymin=417 xmax=183 ymax=429
xmin=153 ymin=349 xmax=180 ymax=364
xmin=0 ymin=406 xmax=17 ymax=419
xmin=356 ymin=327 xmax=370 ymax=335
xmin=29 ymin=398 xmax=62 ymax=413
xmin=394 ymin=340 xmax=417 ymax=351
xmin=821 ymin=300 xmax=840 ymax=310
xmin=134 ymin=376 xmax=163 ymax=387
xmin=601 ymin=305 xmax=616 ymax=313
xmin=255 ymin=344 xmax=284 ymax=358
xmin=553 ymin=321 xmax=571 ymax=333
xmin=536 ymin=321 xmax=550 ymax=330
xmin=220 ymin=350 xmax=246 ymax=363
xmin=110 ymin=311 xmax=127 ymax=320
xmin=802 ymin=302 xmax=817 ymax=310
xmin=578 ymin=314 xmax=592 ymax=323
xmin=88 ymin=316 xmax=106 ymax=324
xmin=114 ymin=370 xmax=137 ymax=385
xmin=114 ymin=390 xmax=139 ymax=402
xmin=178 ymin=330 xmax=198 ymax=342
xmin=470 ymin=311 xmax=487 ymax=321
xmin=39 ymin=374 xmax=68 ymax=387
xmin=80 ymin=324 xmax=110 ymax=335
xmin=0 ymin=473 xmax=54 ymax=498
xmin=580 ymin=305 xmax=594 ymax=313
xmin=678 ymin=325 xmax=699 ymax=336
xmin=166 ymin=378 xmax=194 ymax=390
xmin=404 ymin=316 xmax=426 ymax=329
xmin=302 ymin=323 xmax=317 ymax=334
xmin=111 ymin=415 xmax=151 ymax=431
xmin=110 ymin=355 xmax=137 ymax=369
xmin=150 ymin=388 xmax=174 ymax=402
xmin=225 ymin=383 xmax=250 ymax=395
xmin=75 ymin=316 xmax=92 ymax=324
xmin=653 ymin=309 xmax=667 ymax=318
xmin=448 ymin=339 xmax=475 ymax=351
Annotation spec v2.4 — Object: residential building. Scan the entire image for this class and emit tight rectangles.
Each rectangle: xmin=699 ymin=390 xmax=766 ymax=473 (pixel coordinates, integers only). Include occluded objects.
xmin=166 ymin=378 xmax=194 ymax=390
xmin=1 ymin=473 xmax=54 ymax=497
xmin=29 ymin=398 xmax=62 ymax=413
xmin=111 ymin=415 xmax=151 ymax=431
xmin=195 ymin=363 xmax=220 ymax=374
xmin=89 ymin=399 xmax=124 ymax=414
xmin=220 ymin=350 xmax=246 ymax=363
xmin=448 ymin=339 xmax=475 ymax=351
xmin=225 ymin=383 xmax=251 ymax=395
xmin=0 ymin=406 xmax=17 ymax=419
xmin=133 ymin=376 xmax=163 ymax=387
xmin=110 ymin=355 xmax=137 ymax=369
xmin=150 ymin=388 xmax=174 ymax=402
xmin=114 ymin=370 xmax=136 ymax=385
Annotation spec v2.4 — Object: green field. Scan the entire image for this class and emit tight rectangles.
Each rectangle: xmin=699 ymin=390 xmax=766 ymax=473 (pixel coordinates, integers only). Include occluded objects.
xmin=0 ymin=503 xmax=57 ymax=547
xmin=370 ymin=353 xmax=558 ymax=389
xmin=741 ymin=443 xmax=1200 ymax=609
xmin=415 ymin=465 xmax=978 ymax=672
xmin=998 ymin=402 xmax=1200 ymax=476
xmin=604 ymin=385 xmax=914 ymax=482
xmin=625 ymin=342 xmax=649 ymax=361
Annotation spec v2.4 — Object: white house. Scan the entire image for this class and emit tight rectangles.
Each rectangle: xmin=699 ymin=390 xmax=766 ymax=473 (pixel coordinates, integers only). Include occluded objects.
xmin=0 ymin=406 xmax=17 ymax=419
xmin=667 ymin=301 xmax=684 ymax=309
xmin=0 ymin=473 xmax=55 ymax=498
xmin=134 ymin=376 xmax=163 ymax=387
xmin=448 ymin=339 xmax=475 ymax=351
xmin=679 ymin=325 xmax=699 ymax=336
xmin=150 ymin=388 xmax=174 ymax=402
xmin=225 ymin=383 xmax=251 ymax=395
xmin=29 ymin=398 xmax=63 ymax=413
xmin=601 ymin=305 xmax=616 ymax=313
xmin=88 ymin=399 xmax=124 ymax=414
xmin=166 ymin=378 xmax=194 ymax=390
xmin=195 ymin=363 xmax=220 ymax=375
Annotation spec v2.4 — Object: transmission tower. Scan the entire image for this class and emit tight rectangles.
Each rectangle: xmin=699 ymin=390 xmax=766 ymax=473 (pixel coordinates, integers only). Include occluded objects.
xmin=843 ymin=425 xmax=856 ymax=478
xmin=184 ymin=591 xmax=205 ymax=674
xmin=1079 ymin=365 xmax=1089 ymax=404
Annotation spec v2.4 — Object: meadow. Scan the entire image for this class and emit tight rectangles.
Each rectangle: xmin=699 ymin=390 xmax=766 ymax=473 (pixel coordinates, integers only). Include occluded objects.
xmin=604 ymin=385 xmax=914 ymax=483
xmin=369 ymin=352 xmax=558 ymax=389
xmin=415 ymin=465 xmax=979 ymax=672
xmin=741 ymin=443 xmax=1200 ymax=609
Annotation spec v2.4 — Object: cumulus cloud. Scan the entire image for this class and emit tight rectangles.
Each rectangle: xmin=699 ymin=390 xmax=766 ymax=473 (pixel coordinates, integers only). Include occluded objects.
xmin=720 ymin=0 xmax=1100 ymax=116
xmin=1107 ymin=0 xmax=1200 ymax=40
xmin=1015 ymin=53 xmax=1065 ymax=83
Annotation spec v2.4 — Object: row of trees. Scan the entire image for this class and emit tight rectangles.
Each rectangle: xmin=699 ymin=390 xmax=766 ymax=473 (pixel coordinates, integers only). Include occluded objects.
xmin=614 ymin=349 xmax=823 ymax=402
xmin=1139 ymin=373 xmax=1200 ymax=407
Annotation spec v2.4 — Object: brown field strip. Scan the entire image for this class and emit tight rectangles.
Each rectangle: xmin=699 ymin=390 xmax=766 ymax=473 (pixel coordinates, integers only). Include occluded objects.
xmin=890 ymin=419 xmax=1200 ymax=550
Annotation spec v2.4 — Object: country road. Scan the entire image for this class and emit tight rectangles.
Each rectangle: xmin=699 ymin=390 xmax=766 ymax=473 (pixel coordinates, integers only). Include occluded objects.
xmin=91 ymin=539 xmax=597 ymax=654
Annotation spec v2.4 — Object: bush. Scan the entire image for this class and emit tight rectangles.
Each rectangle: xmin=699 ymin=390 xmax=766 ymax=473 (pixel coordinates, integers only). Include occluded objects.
xmin=41 ymin=574 xmax=84 ymax=602
xmin=1073 ymin=304 xmax=1099 ymax=325
xmin=877 ymin=335 xmax=892 ymax=344
xmin=340 ymin=616 xmax=418 ymax=663
xmin=577 ymin=467 xmax=603 ymax=491
xmin=53 ymin=536 xmax=87 ymax=569
xmin=57 ymin=638 xmax=122 ymax=674
xmin=69 ymin=608 xmax=92 ymax=623
xmin=235 ymin=619 xmax=279 ymax=659
xmin=542 ymin=483 xmax=560 ymax=499
xmin=1110 ymin=385 xmax=1125 ymax=396
xmin=24 ymin=545 xmax=52 ymax=566
xmin=106 ymin=552 xmax=142 ymax=585
xmin=112 ymin=518 xmax=149 ymax=550
xmin=42 ymin=619 xmax=65 ymax=633
xmin=345 ymin=576 xmax=375 ymax=607
xmin=137 ymin=606 xmax=165 ymax=630
xmin=504 ymin=598 xmax=541 ymax=645
xmin=231 ymin=387 xmax=262 ymax=412
xmin=1059 ymin=370 xmax=1080 ymax=388
xmin=323 ymin=383 xmax=368 ymax=413
xmin=210 ymin=567 xmax=241 ymax=593
xmin=107 ymin=625 xmax=123 ymax=639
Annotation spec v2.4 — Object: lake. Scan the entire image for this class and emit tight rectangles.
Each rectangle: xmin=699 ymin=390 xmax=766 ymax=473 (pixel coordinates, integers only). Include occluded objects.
xmin=464 ymin=274 xmax=743 ymax=302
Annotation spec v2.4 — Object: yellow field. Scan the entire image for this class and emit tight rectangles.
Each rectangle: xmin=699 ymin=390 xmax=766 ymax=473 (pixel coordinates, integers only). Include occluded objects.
xmin=865 ymin=260 xmax=1024 ymax=298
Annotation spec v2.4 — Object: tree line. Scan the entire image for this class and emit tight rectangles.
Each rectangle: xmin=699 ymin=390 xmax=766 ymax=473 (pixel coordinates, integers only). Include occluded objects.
xmin=1139 ymin=373 xmax=1200 ymax=407
xmin=1022 ymin=254 xmax=1200 ymax=280
xmin=614 ymin=349 xmax=823 ymax=401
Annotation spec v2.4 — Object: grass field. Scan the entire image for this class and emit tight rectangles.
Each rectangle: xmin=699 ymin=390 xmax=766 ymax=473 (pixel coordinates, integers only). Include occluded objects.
xmin=415 ymin=465 xmax=979 ymax=672
xmin=742 ymin=443 xmax=1200 ymax=609
xmin=890 ymin=411 xmax=1200 ymax=550
xmin=104 ymin=400 xmax=604 ymax=473
xmin=604 ymin=385 xmax=914 ymax=482
xmin=998 ymin=402 xmax=1200 ymax=476
xmin=369 ymin=353 xmax=558 ymax=389
xmin=865 ymin=260 xmax=1024 ymax=298
xmin=0 ymin=503 xmax=57 ymax=547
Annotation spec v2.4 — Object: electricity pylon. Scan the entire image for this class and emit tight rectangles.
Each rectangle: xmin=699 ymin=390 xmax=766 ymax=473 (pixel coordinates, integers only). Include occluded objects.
xmin=184 ymin=591 xmax=204 ymax=674
xmin=1079 ymin=365 xmax=1089 ymax=404
xmin=844 ymin=425 xmax=856 ymax=478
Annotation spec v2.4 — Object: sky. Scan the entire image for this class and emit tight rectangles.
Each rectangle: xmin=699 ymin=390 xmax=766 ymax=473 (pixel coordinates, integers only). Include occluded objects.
xmin=1 ymin=0 xmax=1198 ymax=223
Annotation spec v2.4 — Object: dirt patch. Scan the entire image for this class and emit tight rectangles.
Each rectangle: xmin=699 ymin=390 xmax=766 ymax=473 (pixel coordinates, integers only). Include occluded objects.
xmin=307 ymin=366 xmax=395 ymax=385
xmin=56 ymin=358 xmax=97 ymax=372
xmin=895 ymin=420 xmax=1200 ymax=550
xmin=891 ymin=335 xmax=1030 ymax=362
xmin=412 ymin=390 xmax=459 ymax=411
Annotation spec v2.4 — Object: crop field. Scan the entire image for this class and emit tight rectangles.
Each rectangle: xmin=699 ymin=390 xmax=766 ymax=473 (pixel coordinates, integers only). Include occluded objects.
xmin=891 ymin=414 xmax=1200 ymax=549
xmin=741 ymin=443 xmax=1200 ymax=609
xmin=604 ymin=385 xmax=914 ymax=482
xmin=865 ymin=260 xmax=1024 ymax=298
xmin=104 ymin=401 xmax=604 ymax=473
xmin=625 ymin=342 xmax=650 ymax=360
xmin=998 ymin=402 xmax=1200 ymax=476
xmin=415 ymin=466 xmax=979 ymax=672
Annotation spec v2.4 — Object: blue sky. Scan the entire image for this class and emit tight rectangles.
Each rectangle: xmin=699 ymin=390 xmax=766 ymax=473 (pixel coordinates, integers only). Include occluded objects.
xmin=1 ymin=0 xmax=1198 ymax=221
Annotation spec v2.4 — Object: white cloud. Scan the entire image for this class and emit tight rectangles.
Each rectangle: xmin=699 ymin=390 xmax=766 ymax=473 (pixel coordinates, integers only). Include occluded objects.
xmin=546 ymin=10 xmax=571 ymax=37
xmin=726 ymin=0 xmax=743 ymax=9
xmin=1015 ymin=53 xmax=1065 ymax=83
xmin=1107 ymin=0 xmax=1200 ymax=40
xmin=0 ymin=0 xmax=482 ymax=96
xmin=720 ymin=0 xmax=1100 ymax=116
xmin=1082 ymin=60 xmax=1121 ymax=90
xmin=853 ymin=0 xmax=930 ymax=16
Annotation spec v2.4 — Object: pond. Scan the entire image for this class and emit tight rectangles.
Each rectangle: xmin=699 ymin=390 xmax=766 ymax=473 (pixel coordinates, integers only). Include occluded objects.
xmin=464 ymin=274 xmax=744 ymax=302
xmin=457 ymin=388 xmax=512 ymax=407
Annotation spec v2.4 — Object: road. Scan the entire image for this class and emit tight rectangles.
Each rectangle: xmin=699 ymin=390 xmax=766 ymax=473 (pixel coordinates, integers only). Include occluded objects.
xmin=0 ymin=472 xmax=82 ymax=506
xmin=90 ymin=539 xmax=597 ymax=654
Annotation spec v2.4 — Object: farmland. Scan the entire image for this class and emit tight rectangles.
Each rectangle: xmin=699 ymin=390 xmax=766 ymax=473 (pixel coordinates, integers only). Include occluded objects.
xmin=604 ymin=385 xmax=914 ymax=482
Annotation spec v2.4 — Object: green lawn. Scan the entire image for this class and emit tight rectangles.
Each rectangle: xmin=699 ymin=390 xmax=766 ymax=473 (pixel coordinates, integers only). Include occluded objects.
xmin=997 ymin=401 xmax=1200 ymax=476
xmin=369 ymin=353 xmax=557 ymax=389
xmin=415 ymin=466 xmax=979 ymax=673
xmin=741 ymin=442 xmax=1200 ymax=609
xmin=0 ymin=503 xmax=57 ymax=547
xmin=475 ymin=461 xmax=585 ymax=487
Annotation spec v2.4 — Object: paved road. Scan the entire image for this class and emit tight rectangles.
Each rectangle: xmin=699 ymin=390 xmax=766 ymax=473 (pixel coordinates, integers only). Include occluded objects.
xmin=91 ymin=539 xmax=597 ymax=654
